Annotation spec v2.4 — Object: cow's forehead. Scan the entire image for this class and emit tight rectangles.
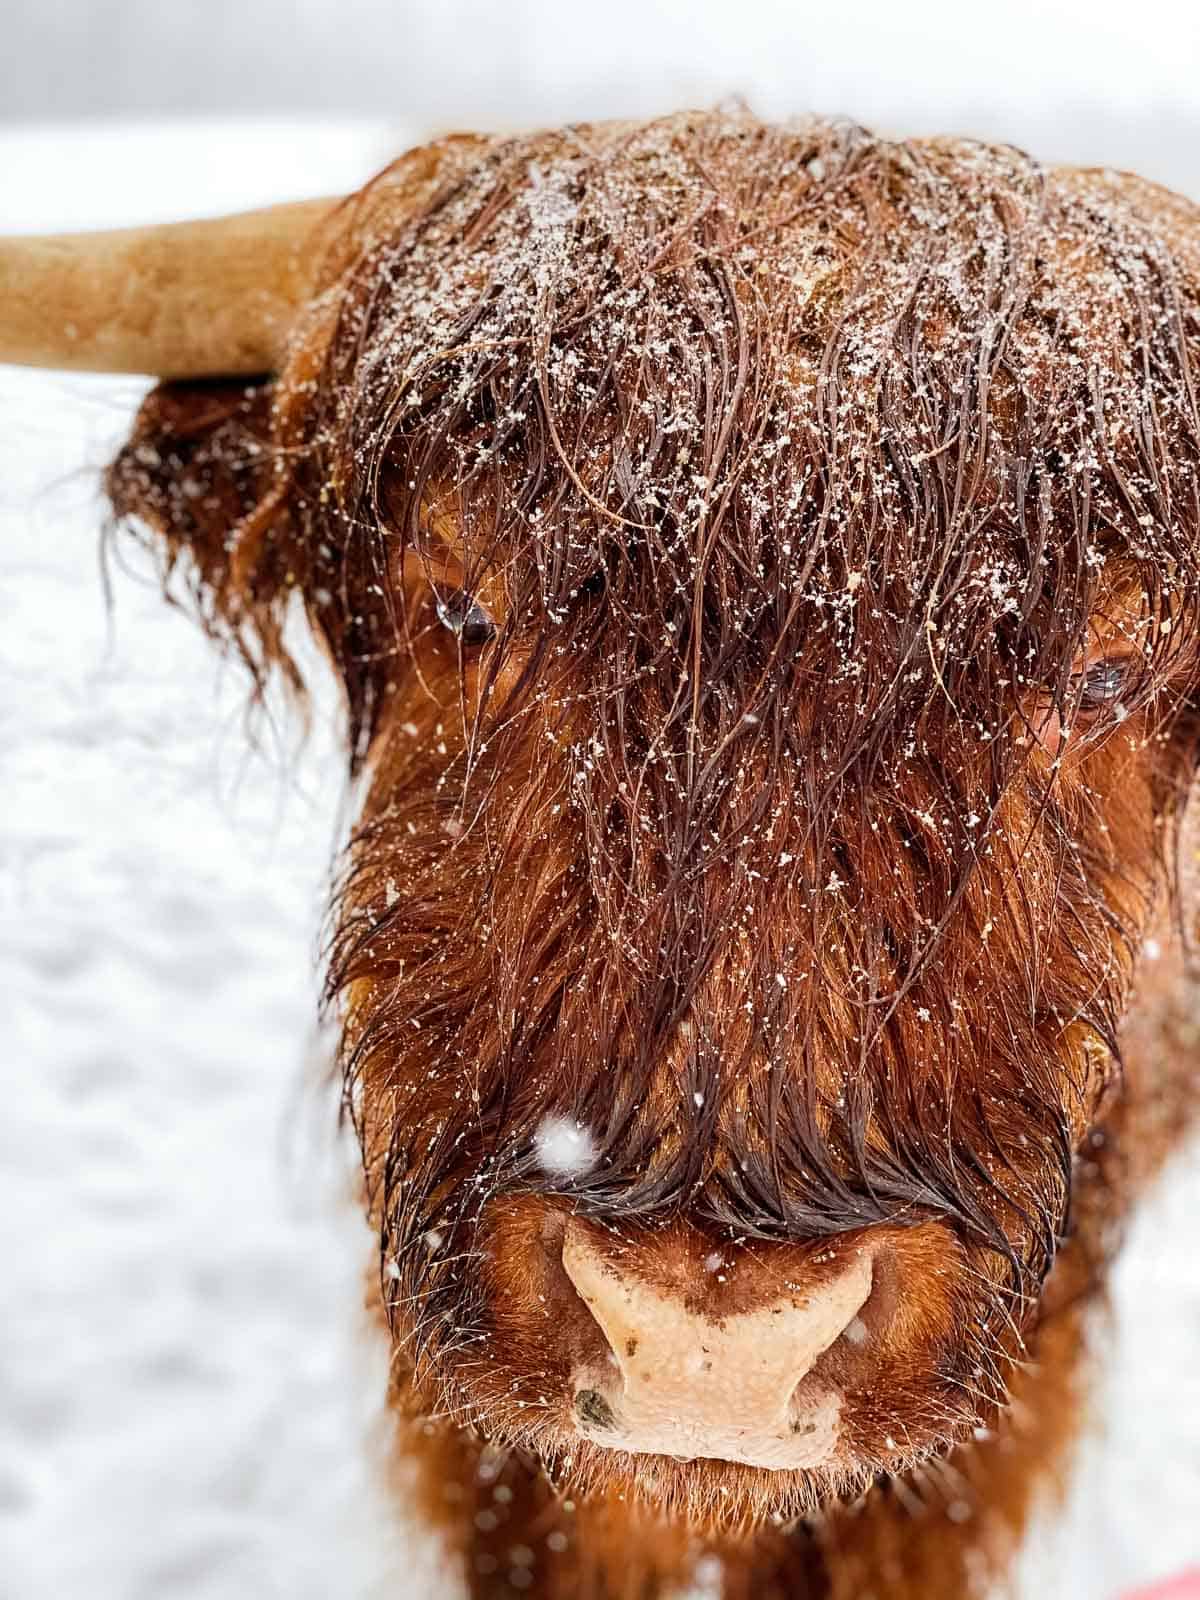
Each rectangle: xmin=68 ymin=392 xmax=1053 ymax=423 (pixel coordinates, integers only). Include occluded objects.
xmin=294 ymin=112 xmax=1200 ymax=754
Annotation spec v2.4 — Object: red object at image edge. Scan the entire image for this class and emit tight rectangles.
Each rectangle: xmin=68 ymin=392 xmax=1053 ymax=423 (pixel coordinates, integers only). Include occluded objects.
xmin=1121 ymin=1575 xmax=1200 ymax=1600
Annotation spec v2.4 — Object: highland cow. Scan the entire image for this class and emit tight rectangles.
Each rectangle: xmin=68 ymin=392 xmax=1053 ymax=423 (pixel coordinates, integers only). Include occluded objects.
xmin=5 ymin=110 xmax=1200 ymax=1599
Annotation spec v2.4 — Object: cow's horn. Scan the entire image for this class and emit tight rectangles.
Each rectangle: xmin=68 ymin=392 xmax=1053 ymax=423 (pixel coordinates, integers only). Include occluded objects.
xmin=0 ymin=198 xmax=340 ymax=378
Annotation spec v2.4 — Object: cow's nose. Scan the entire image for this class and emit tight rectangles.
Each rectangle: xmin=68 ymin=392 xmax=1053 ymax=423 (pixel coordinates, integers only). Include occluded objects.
xmin=561 ymin=1217 xmax=874 ymax=1469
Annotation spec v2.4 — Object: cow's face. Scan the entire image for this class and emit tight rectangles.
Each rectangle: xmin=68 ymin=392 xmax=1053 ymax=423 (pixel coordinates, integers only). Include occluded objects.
xmin=330 ymin=536 xmax=1198 ymax=1527
xmin=103 ymin=113 xmax=1200 ymax=1528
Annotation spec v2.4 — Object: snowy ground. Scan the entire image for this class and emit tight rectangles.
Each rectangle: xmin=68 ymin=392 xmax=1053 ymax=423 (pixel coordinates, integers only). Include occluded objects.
xmin=1 ymin=119 xmax=1198 ymax=1600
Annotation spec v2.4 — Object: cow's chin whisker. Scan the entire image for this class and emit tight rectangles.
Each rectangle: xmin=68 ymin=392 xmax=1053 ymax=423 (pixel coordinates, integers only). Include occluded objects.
xmin=430 ymin=1401 xmax=957 ymax=1535
xmin=537 ymin=1441 xmax=880 ymax=1534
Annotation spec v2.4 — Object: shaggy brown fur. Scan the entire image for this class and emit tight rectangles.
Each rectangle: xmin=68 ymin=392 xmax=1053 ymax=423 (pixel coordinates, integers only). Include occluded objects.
xmin=105 ymin=110 xmax=1200 ymax=1597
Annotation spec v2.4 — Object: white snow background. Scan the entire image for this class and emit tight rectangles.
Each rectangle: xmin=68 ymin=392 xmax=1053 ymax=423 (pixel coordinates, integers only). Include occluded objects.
xmin=2 ymin=93 xmax=1200 ymax=1600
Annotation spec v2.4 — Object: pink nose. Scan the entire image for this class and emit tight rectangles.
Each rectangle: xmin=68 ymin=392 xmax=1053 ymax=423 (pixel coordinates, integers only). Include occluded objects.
xmin=561 ymin=1218 xmax=875 ymax=1469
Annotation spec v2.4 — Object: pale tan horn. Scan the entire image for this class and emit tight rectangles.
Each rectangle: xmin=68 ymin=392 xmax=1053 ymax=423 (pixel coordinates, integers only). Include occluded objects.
xmin=0 ymin=198 xmax=341 ymax=378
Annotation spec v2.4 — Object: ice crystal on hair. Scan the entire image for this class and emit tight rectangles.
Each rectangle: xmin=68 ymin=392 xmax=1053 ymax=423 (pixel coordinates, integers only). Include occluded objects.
xmin=533 ymin=1114 xmax=598 ymax=1178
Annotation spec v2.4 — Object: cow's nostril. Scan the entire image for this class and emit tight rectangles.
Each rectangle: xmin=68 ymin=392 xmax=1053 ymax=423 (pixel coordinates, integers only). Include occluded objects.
xmin=574 ymin=1388 xmax=616 ymax=1429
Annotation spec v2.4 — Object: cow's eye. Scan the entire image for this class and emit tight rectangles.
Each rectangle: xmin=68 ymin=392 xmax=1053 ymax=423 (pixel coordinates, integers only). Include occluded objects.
xmin=436 ymin=589 xmax=496 ymax=647
xmin=1076 ymin=658 xmax=1130 ymax=716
